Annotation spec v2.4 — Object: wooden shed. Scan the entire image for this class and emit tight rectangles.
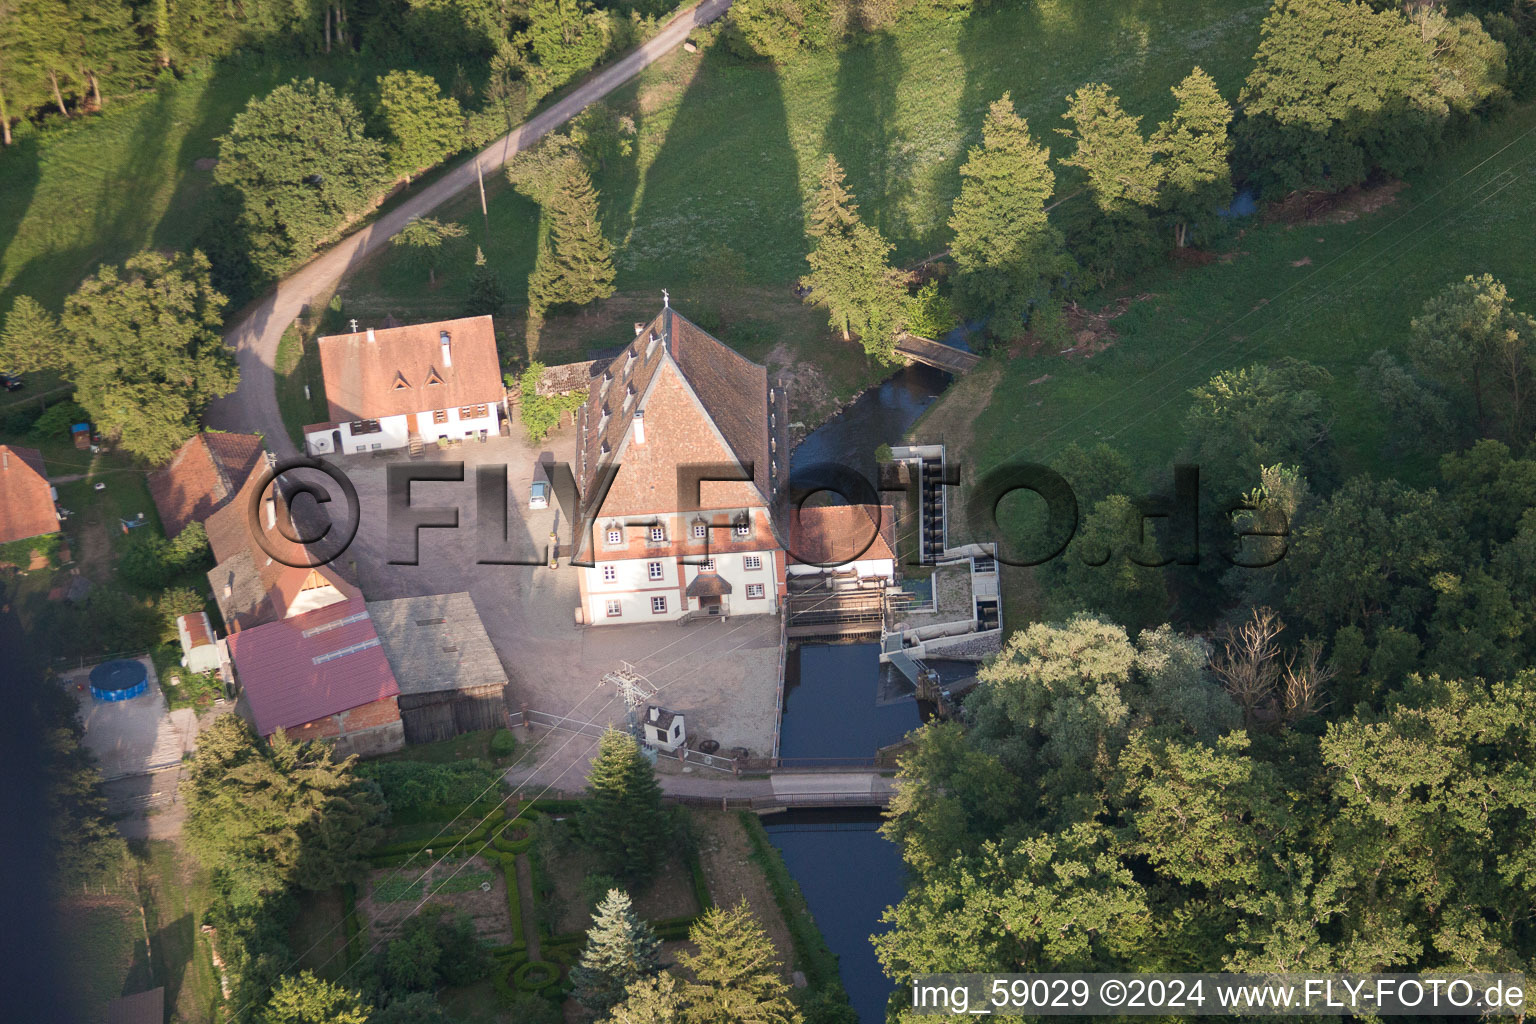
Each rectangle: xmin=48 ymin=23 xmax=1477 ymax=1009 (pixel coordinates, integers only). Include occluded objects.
xmin=366 ymin=593 xmax=510 ymax=744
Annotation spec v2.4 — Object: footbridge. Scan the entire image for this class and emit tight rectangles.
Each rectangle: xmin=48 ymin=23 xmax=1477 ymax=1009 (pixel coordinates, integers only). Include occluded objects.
xmin=895 ymin=332 xmax=981 ymax=374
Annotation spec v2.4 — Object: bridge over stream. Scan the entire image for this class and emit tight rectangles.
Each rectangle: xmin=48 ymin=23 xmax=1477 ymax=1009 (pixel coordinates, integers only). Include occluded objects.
xmin=894 ymin=332 xmax=981 ymax=374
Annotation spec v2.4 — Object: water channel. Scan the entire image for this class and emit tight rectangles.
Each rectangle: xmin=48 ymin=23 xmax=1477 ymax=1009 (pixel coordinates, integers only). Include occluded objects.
xmin=767 ymin=363 xmax=956 ymax=1023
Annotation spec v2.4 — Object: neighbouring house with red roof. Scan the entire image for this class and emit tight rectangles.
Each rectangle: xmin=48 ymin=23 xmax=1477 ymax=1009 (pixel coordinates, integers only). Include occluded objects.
xmin=224 ymin=566 xmax=404 ymax=756
xmin=0 ymin=444 xmax=60 ymax=554
xmin=573 ymin=305 xmax=790 ymax=625
xmin=148 ymin=432 xmax=266 ymax=540
xmin=787 ymin=504 xmax=898 ymax=582
xmin=303 ymin=315 xmax=505 ymax=456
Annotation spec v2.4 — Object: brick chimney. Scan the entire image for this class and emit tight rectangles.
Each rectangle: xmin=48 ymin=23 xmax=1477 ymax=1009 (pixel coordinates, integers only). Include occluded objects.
xmin=633 ymin=409 xmax=646 ymax=445
xmin=440 ymin=330 xmax=452 ymax=367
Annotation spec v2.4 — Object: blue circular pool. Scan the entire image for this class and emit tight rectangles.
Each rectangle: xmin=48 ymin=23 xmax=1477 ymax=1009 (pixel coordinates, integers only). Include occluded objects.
xmin=89 ymin=659 xmax=148 ymax=701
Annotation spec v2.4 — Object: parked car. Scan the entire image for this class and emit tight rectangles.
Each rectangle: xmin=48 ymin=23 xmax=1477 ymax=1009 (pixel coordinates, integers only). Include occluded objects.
xmin=529 ymin=461 xmax=550 ymax=510
xmin=0 ymin=373 xmax=23 ymax=391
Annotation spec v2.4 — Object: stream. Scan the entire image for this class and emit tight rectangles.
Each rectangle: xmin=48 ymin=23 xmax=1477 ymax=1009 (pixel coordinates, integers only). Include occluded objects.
xmin=767 ymin=363 xmax=956 ymax=1023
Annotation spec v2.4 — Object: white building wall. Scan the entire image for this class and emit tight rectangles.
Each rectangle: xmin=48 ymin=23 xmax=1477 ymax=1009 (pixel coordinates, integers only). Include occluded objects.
xmin=306 ymin=414 xmax=412 ymax=456
xmin=414 ymin=406 xmax=499 ymax=442
xmin=581 ymin=550 xmax=779 ymax=625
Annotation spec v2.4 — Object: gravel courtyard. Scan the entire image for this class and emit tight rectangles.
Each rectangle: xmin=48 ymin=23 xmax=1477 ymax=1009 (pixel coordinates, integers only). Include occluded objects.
xmin=296 ymin=424 xmax=783 ymax=768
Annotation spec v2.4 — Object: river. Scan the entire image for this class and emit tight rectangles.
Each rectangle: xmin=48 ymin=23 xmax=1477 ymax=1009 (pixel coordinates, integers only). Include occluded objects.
xmin=767 ymin=363 xmax=955 ymax=1023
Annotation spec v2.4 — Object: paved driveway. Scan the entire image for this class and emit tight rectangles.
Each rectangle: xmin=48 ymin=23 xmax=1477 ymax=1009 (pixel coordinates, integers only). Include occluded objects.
xmin=313 ymin=427 xmax=783 ymax=760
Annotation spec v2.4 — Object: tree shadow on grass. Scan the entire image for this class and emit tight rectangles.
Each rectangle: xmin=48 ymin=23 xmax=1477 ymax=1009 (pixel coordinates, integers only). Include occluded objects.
xmin=825 ymin=30 xmax=907 ymax=243
xmin=622 ymin=39 xmax=804 ymax=311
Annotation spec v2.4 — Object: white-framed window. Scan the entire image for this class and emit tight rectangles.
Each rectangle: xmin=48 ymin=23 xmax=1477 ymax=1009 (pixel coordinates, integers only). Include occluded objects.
xmin=733 ymin=521 xmax=751 ymax=537
xmin=648 ymin=561 xmax=663 ymax=580
xmin=744 ymin=555 xmax=762 ymax=570
xmin=699 ymin=559 xmax=715 ymax=572
xmin=606 ymin=528 xmax=622 ymax=545
xmin=746 ymin=583 xmax=765 ymax=599
xmin=651 ymin=596 xmax=667 ymax=614
xmin=602 ymin=565 xmax=616 ymax=582
xmin=692 ymin=523 xmax=707 ymax=539
xmin=649 ymin=526 xmax=665 ymax=542
xmin=606 ymin=600 xmax=622 ymax=617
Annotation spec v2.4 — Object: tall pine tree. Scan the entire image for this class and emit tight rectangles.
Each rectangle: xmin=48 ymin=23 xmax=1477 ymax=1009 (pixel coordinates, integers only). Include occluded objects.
xmin=1153 ymin=67 xmax=1233 ymax=248
xmin=1058 ymin=83 xmax=1164 ymax=286
xmin=527 ymin=159 xmax=616 ymax=314
xmin=801 ymin=155 xmax=904 ymax=362
xmin=680 ymin=901 xmax=800 ymax=1024
xmin=578 ymin=729 xmax=671 ymax=883
xmin=570 ymin=888 xmax=663 ymax=1013
xmin=948 ymin=93 xmax=1064 ymax=334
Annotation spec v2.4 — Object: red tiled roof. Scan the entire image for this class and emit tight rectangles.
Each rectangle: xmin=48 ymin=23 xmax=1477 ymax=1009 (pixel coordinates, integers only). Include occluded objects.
xmin=317 ymin=315 xmax=504 ymax=422
xmin=0 ymin=444 xmax=58 ymax=545
xmin=789 ymin=504 xmax=897 ymax=567
xmin=226 ymin=596 xmax=399 ymax=735
xmin=577 ymin=308 xmax=777 ymax=536
xmin=148 ymin=432 xmax=266 ymax=539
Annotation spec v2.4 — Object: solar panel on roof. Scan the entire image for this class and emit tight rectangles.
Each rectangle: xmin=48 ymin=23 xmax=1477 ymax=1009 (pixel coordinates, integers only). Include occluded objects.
xmin=311 ymin=636 xmax=382 ymax=665
xmin=301 ymin=610 xmax=370 ymax=638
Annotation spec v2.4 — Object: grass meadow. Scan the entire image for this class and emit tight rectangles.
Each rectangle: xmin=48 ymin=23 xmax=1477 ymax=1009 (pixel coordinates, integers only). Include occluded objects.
xmin=339 ymin=0 xmax=1269 ymax=374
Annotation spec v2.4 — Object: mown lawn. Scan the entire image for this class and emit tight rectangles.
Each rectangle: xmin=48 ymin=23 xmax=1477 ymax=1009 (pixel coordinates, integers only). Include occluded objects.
xmin=275 ymin=321 xmax=331 ymax=449
xmin=342 ymin=0 xmax=1268 ymax=369
xmin=0 ymin=53 xmax=475 ymax=318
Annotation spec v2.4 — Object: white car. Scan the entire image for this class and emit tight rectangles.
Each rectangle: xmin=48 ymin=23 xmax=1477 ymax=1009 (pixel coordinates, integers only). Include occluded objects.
xmin=530 ymin=462 xmax=551 ymax=509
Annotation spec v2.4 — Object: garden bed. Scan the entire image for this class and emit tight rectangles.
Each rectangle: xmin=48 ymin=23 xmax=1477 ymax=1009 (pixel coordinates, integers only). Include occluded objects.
xmin=542 ymin=831 xmax=703 ymax=937
xmin=358 ymin=852 xmax=515 ymax=946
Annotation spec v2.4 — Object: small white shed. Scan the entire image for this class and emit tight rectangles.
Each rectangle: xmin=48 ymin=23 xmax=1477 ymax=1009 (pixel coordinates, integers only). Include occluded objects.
xmin=643 ymin=705 xmax=686 ymax=753
xmin=176 ymin=611 xmax=223 ymax=675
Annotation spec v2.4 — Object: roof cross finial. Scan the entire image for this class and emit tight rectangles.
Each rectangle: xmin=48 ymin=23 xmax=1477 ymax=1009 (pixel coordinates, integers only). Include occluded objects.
xmin=662 ymin=288 xmax=669 ymax=309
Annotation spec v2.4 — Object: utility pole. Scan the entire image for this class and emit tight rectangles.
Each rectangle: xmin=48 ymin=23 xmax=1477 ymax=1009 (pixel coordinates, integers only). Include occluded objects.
xmin=602 ymin=661 xmax=656 ymax=743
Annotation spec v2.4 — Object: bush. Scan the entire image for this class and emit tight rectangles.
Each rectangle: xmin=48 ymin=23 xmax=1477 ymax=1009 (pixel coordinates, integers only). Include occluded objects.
xmin=29 ymin=400 xmax=89 ymax=441
xmin=490 ymin=728 xmax=517 ymax=759
xmin=359 ymin=759 xmax=504 ymax=812
xmin=578 ymin=872 xmax=621 ymax=914
xmin=499 ymin=990 xmax=561 ymax=1023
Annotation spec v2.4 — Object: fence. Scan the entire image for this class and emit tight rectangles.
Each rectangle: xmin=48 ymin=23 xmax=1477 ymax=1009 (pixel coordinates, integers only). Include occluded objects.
xmin=664 ymin=790 xmax=893 ymax=811
xmin=770 ymin=612 xmax=788 ymax=759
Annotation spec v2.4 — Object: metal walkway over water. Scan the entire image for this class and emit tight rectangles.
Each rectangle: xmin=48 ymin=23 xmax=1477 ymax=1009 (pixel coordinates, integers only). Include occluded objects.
xmin=895 ymin=332 xmax=982 ymax=374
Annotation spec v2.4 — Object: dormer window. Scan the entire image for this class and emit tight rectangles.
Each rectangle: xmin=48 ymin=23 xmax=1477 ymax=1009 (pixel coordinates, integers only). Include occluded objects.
xmin=646 ymin=331 xmax=660 ymax=357
xmin=733 ymin=517 xmax=751 ymax=538
xmin=648 ymin=525 xmax=665 ymax=543
xmin=392 ymin=372 xmax=411 ymax=390
xmin=426 ymin=367 xmax=444 ymax=386
xmin=600 ymin=440 xmax=611 ymax=455
xmin=606 ymin=526 xmax=622 ymax=545
xmin=692 ymin=522 xmax=707 ymax=540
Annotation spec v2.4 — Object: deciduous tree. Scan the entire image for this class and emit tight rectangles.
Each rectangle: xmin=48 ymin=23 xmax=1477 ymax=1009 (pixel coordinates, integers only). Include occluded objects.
xmin=375 ymin=70 xmax=463 ymax=179
xmin=216 ymin=78 xmax=387 ymax=272
xmin=390 ymin=216 xmax=468 ymax=285
xmin=260 ymin=972 xmax=371 ymax=1024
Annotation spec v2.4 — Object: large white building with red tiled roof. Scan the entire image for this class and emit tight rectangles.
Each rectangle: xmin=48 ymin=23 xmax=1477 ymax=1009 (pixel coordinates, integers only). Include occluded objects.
xmin=573 ymin=305 xmax=790 ymax=625
xmin=303 ymin=315 xmax=504 ymax=456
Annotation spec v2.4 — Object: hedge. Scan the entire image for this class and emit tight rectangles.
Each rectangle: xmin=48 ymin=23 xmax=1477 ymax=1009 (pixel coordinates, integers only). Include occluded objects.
xmin=368 ymin=807 xmax=507 ymax=863
xmin=340 ymin=882 xmax=362 ymax=968
xmin=514 ymin=960 xmax=561 ymax=991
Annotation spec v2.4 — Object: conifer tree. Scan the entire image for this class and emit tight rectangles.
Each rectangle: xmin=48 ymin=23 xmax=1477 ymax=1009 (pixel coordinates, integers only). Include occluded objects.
xmin=579 ymin=729 xmax=671 ymax=883
xmin=607 ymin=973 xmax=686 ymax=1024
xmin=466 ymin=246 xmax=507 ymax=316
xmin=680 ymin=901 xmax=800 ymax=1024
xmin=801 ymin=156 xmax=904 ymax=362
xmin=527 ymin=159 xmax=616 ymax=314
xmin=948 ymin=93 xmax=1064 ymax=332
xmin=571 ymin=888 xmax=663 ymax=1013
xmin=806 ymin=154 xmax=858 ymax=239
xmin=1059 ymin=82 xmax=1161 ymax=216
xmin=0 ymin=296 xmax=68 ymax=374
xmin=1152 ymin=67 xmax=1233 ymax=248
